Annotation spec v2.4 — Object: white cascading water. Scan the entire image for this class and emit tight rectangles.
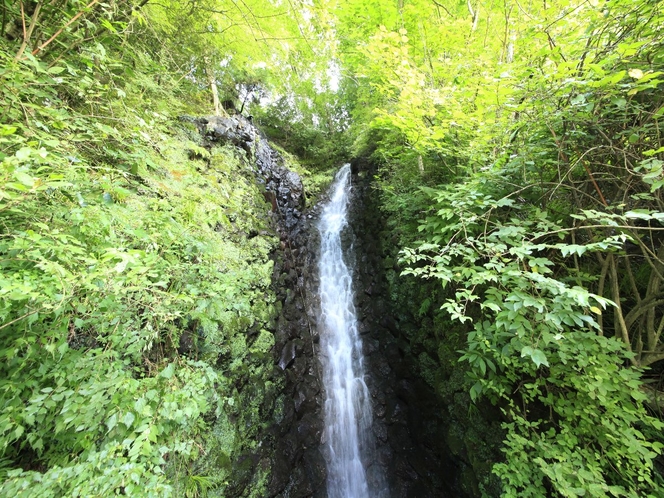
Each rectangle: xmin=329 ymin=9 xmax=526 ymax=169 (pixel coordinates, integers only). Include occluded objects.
xmin=318 ymin=164 xmax=383 ymax=498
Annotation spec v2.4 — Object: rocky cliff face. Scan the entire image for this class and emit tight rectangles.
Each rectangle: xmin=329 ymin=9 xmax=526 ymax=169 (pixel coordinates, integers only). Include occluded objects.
xmin=344 ymin=161 xmax=469 ymax=498
xmin=194 ymin=115 xmax=477 ymax=497
xmin=194 ymin=115 xmax=326 ymax=498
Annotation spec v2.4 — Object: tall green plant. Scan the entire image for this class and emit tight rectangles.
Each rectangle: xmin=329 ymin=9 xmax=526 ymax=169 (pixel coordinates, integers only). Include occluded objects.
xmin=402 ymin=179 xmax=664 ymax=495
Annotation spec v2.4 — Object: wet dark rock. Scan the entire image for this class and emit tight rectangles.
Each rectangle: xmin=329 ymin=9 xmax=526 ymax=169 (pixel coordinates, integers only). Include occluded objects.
xmin=297 ymin=412 xmax=323 ymax=448
xmin=275 ymin=316 xmax=290 ymax=347
xmin=395 ymin=379 xmax=418 ymax=405
xmin=367 ymin=462 xmax=391 ymax=496
xmin=288 ymin=355 xmax=308 ymax=381
xmin=294 ymin=375 xmax=320 ymax=414
xmin=284 ymin=465 xmax=314 ymax=498
xmin=385 ymin=399 xmax=407 ymax=426
xmin=374 ymin=400 xmax=388 ymax=419
xmin=363 ymin=338 xmax=380 ymax=356
xmin=195 ymin=115 xmax=305 ymax=220
xmin=196 ymin=115 xmax=255 ymax=154
xmin=372 ymin=387 xmax=386 ymax=405
xmin=270 ymin=433 xmax=299 ymax=495
xmin=279 ymin=341 xmax=297 ymax=370
xmin=375 ymin=356 xmax=392 ymax=378
xmin=373 ymin=421 xmax=388 ymax=442
xmin=301 ymin=448 xmax=327 ymax=489
xmin=380 ymin=315 xmax=400 ymax=336
xmin=394 ymin=458 xmax=420 ymax=482
xmin=277 ymin=397 xmax=296 ymax=435
xmin=384 ymin=342 xmax=403 ymax=366
xmin=296 ymin=317 xmax=311 ymax=339
xmin=350 ymin=156 xmax=371 ymax=175
xmin=375 ymin=444 xmax=392 ymax=466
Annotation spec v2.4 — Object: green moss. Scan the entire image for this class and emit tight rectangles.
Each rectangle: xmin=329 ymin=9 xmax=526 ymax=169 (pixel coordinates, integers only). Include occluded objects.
xmin=214 ymin=411 xmax=237 ymax=458
xmin=417 ymin=352 xmax=439 ymax=389
xmin=230 ymin=334 xmax=248 ymax=360
xmin=250 ymin=329 xmax=275 ymax=355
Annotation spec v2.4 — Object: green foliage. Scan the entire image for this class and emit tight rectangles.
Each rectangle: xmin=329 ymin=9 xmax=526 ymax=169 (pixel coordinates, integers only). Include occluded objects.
xmin=144 ymin=0 xmax=335 ymax=115
xmin=0 ymin=4 xmax=293 ymax=495
xmin=342 ymin=0 xmax=664 ymax=495
xmin=402 ymin=179 xmax=664 ymax=495
xmin=494 ymin=332 xmax=660 ymax=497
xmin=3 ymin=0 xmax=664 ymax=495
xmin=252 ymin=96 xmax=351 ymax=173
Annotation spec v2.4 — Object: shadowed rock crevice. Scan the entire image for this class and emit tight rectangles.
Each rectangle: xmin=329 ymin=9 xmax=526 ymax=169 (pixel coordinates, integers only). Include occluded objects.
xmin=194 ymin=115 xmax=472 ymax=497
xmin=344 ymin=161 xmax=467 ymax=498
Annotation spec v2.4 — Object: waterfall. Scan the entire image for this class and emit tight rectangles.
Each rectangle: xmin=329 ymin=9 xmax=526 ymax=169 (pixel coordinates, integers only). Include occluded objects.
xmin=318 ymin=164 xmax=386 ymax=498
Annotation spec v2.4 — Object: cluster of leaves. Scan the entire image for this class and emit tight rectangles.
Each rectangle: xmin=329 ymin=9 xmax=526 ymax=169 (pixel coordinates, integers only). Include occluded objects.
xmin=0 ymin=2 xmax=299 ymax=496
xmin=402 ymin=182 xmax=663 ymax=496
xmin=328 ymin=0 xmax=664 ymax=495
xmin=252 ymin=93 xmax=352 ymax=173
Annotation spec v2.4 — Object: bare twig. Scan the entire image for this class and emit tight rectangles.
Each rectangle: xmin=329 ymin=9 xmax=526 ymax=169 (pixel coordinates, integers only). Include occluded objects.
xmin=432 ymin=0 xmax=455 ymax=18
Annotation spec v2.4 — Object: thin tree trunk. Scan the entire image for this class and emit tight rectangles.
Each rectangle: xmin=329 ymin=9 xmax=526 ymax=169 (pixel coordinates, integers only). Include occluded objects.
xmin=205 ymin=57 xmax=221 ymax=116
xmin=609 ymin=254 xmax=637 ymax=366
xmin=467 ymin=0 xmax=479 ymax=32
xmin=15 ymin=1 xmax=42 ymax=60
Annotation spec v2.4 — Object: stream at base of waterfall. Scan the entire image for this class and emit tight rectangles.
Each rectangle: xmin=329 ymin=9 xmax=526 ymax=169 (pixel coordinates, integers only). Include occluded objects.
xmin=317 ymin=164 xmax=388 ymax=498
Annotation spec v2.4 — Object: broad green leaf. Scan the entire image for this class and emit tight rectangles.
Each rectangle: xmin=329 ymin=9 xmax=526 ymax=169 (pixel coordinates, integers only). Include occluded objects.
xmin=122 ymin=412 xmax=135 ymax=429
xmin=160 ymin=363 xmax=175 ymax=379
xmin=106 ymin=413 xmax=118 ymax=432
xmin=530 ymin=349 xmax=549 ymax=368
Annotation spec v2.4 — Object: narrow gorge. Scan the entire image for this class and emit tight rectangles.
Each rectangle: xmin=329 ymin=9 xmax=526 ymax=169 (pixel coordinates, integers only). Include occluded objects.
xmin=317 ymin=165 xmax=385 ymax=498
xmin=194 ymin=115 xmax=471 ymax=497
xmin=266 ymin=151 xmax=480 ymax=497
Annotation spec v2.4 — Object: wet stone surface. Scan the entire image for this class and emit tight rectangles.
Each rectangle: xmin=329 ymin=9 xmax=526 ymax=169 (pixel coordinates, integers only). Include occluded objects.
xmin=344 ymin=158 xmax=470 ymax=498
xmin=193 ymin=115 xmax=471 ymax=497
xmin=193 ymin=114 xmax=324 ymax=498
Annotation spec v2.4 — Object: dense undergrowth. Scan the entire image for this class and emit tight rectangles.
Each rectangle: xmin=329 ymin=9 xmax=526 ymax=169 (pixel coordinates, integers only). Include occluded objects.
xmin=336 ymin=0 xmax=664 ymax=496
xmin=0 ymin=64 xmax=279 ymax=498
xmin=0 ymin=1 xmax=316 ymax=495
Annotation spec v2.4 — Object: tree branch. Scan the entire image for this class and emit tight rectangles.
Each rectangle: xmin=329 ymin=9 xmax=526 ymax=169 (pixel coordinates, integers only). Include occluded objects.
xmin=609 ymin=254 xmax=636 ymax=365
xmin=432 ymin=0 xmax=455 ymax=18
xmin=30 ymin=0 xmax=101 ymax=58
